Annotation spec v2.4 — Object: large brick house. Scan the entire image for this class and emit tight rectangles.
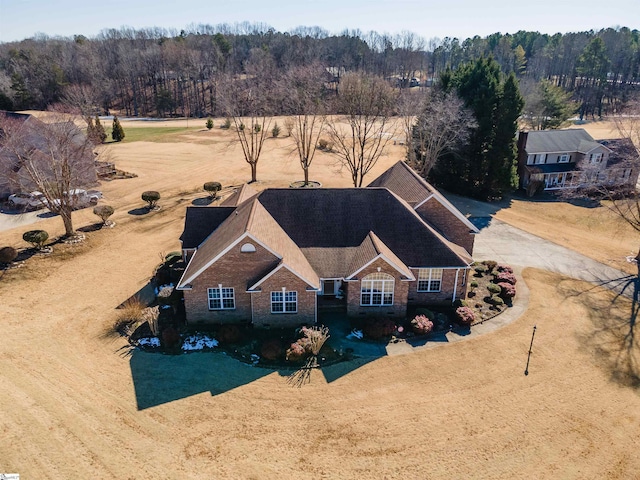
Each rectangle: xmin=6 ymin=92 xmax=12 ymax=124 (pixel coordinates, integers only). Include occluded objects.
xmin=177 ymin=161 xmax=478 ymax=327
xmin=517 ymin=129 xmax=639 ymax=194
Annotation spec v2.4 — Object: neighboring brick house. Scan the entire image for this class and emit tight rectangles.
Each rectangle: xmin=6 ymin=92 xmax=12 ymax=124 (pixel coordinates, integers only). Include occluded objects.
xmin=517 ymin=129 xmax=639 ymax=194
xmin=177 ymin=162 xmax=475 ymax=327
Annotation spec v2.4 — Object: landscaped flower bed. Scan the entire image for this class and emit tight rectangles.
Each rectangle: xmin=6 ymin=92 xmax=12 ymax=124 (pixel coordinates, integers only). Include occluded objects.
xmin=465 ymin=260 xmax=517 ymax=324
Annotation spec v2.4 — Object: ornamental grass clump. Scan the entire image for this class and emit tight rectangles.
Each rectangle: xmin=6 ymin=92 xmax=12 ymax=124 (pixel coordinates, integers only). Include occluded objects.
xmin=456 ymin=306 xmax=476 ymax=325
xmin=287 ymin=326 xmax=331 ymax=387
xmin=411 ymin=315 xmax=434 ymax=335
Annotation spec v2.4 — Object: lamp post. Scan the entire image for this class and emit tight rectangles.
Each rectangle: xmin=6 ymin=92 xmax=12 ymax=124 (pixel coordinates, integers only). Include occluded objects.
xmin=524 ymin=325 xmax=537 ymax=376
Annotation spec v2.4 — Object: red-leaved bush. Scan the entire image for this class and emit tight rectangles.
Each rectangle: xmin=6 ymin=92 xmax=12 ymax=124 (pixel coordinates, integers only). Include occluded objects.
xmin=455 ymin=306 xmax=476 ymax=325
xmin=497 ymin=282 xmax=516 ymax=298
xmin=496 ymin=264 xmax=514 ymax=274
xmin=494 ymin=271 xmax=517 ymax=285
xmin=411 ymin=315 xmax=434 ymax=335
xmin=285 ymin=341 xmax=306 ymax=362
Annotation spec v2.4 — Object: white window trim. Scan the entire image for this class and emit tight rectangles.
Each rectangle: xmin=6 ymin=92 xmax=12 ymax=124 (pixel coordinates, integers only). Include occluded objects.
xmin=271 ymin=288 xmax=297 ymax=314
xmin=558 ymin=154 xmax=570 ymax=163
xmin=417 ymin=268 xmax=443 ymax=292
xmin=590 ymin=153 xmax=603 ymax=164
xmin=208 ymin=284 xmax=235 ymax=310
xmin=360 ymin=272 xmax=394 ymax=306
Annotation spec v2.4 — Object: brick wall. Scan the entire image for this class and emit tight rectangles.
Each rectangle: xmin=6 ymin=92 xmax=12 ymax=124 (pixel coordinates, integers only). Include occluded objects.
xmin=183 ymin=241 xmax=279 ymax=325
xmin=415 ymin=199 xmax=474 ymax=255
xmin=346 ymin=258 xmax=409 ymax=318
xmin=407 ymin=267 xmax=468 ymax=306
xmin=251 ymin=268 xmax=317 ymax=328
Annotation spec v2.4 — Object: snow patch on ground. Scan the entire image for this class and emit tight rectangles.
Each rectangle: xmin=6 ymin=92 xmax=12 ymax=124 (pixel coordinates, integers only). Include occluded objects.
xmin=182 ymin=334 xmax=219 ymax=351
xmin=138 ymin=337 xmax=160 ymax=348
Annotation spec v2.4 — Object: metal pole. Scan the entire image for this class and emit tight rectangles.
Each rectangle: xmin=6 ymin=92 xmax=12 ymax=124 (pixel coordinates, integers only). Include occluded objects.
xmin=524 ymin=325 xmax=537 ymax=376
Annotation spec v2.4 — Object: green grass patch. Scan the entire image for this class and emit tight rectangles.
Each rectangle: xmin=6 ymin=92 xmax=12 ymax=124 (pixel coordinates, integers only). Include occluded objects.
xmin=103 ymin=127 xmax=192 ymax=143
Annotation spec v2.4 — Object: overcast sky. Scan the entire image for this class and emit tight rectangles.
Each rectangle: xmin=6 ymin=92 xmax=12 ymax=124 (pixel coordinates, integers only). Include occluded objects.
xmin=0 ymin=0 xmax=638 ymax=43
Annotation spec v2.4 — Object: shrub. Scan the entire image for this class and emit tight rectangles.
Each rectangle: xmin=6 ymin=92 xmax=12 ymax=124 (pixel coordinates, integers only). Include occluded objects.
xmin=114 ymin=296 xmax=145 ymax=332
xmin=0 ymin=246 xmax=18 ymax=264
xmin=317 ymin=138 xmax=333 ymax=151
xmin=221 ymin=118 xmax=231 ymax=129
xmin=271 ymin=122 xmax=281 ymax=138
xmin=455 ymin=306 xmax=476 ymax=325
xmin=496 ymin=264 xmax=514 ymax=274
xmin=93 ymin=205 xmax=114 ymax=224
xmin=414 ymin=307 xmax=435 ymax=320
xmin=483 ymin=260 xmax=497 ymax=272
xmin=453 ymin=298 xmax=467 ymax=308
xmin=203 ymin=181 xmax=222 ymax=198
xmin=217 ymin=324 xmax=243 ymax=344
xmin=141 ymin=191 xmax=160 ymax=209
xmin=161 ymin=326 xmax=181 ymax=348
xmin=112 ymin=116 xmax=125 ymax=142
xmin=205 ymin=118 xmax=214 ymax=130
xmin=494 ymin=271 xmax=517 ymax=285
xmin=411 ymin=315 xmax=434 ymax=335
xmin=261 ymin=338 xmax=283 ymax=361
xmin=497 ymin=282 xmax=516 ymax=299
xmin=164 ymin=251 xmax=182 ymax=265
xmin=489 ymin=295 xmax=505 ymax=306
xmin=487 ymin=283 xmax=502 ymax=294
xmin=286 ymin=341 xmax=306 ymax=362
xmin=362 ymin=318 xmax=396 ymax=339
xmin=470 ymin=281 xmax=478 ymax=290
xmin=23 ymin=229 xmax=49 ymax=249
xmin=474 ymin=264 xmax=487 ymax=275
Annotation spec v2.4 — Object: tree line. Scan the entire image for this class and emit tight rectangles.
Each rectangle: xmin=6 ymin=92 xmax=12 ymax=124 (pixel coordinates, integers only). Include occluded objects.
xmin=0 ymin=24 xmax=637 ymax=119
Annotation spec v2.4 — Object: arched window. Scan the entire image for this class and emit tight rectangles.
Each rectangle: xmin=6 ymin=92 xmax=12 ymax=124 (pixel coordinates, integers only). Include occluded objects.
xmin=240 ymin=243 xmax=256 ymax=253
xmin=361 ymin=272 xmax=394 ymax=306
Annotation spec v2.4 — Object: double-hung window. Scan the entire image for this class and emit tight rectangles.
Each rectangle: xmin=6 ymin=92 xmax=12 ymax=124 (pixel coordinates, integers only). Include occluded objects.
xmin=360 ymin=272 xmax=394 ymax=306
xmin=590 ymin=153 xmax=603 ymax=164
xmin=417 ymin=268 xmax=443 ymax=292
xmin=558 ymin=154 xmax=569 ymax=163
xmin=208 ymin=285 xmax=235 ymax=310
xmin=271 ymin=290 xmax=297 ymax=313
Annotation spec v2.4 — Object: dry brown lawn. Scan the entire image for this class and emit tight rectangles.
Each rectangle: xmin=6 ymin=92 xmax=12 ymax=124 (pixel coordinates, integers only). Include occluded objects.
xmin=2 ymin=117 xmax=640 ymax=479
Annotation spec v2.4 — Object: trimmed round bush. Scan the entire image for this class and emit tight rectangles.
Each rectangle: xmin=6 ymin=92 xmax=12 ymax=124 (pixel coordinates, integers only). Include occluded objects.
xmin=164 ymin=251 xmax=182 ymax=265
xmin=489 ymin=295 xmax=505 ymax=306
xmin=494 ymin=271 xmax=517 ymax=285
xmin=286 ymin=341 xmax=306 ymax=362
xmin=217 ymin=324 xmax=243 ymax=344
xmin=203 ymin=181 xmax=222 ymax=198
xmin=483 ymin=260 xmax=497 ymax=272
xmin=362 ymin=318 xmax=396 ymax=339
xmin=141 ymin=191 xmax=160 ymax=209
xmin=93 ymin=205 xmax=114 ymax=224
xmin=470 ymin=281 xmax=479 ymax=289
xmin=456 ymin=306 xmax=476 ymax=325
xmin=453 ymin=298 xmax=468 ymax=308
xmin=23 ymin=229 xmax=49 ymax=249
xmin=498 ymin=282 xmax=516 ymax=299
xmin=411 ymin=315 xmax=434 ymax=335
xmin=487 ymin=283 xmax=502 ymax=294
xmin=0 ymin=246 xmax=18 ymax=264
xmin=474 ymin=264 xmax=487 ymax=275
xmin=261 ymin=339 xmax=283 ymax=361
xmin=414 ymin=307 xmax=435 ymax=320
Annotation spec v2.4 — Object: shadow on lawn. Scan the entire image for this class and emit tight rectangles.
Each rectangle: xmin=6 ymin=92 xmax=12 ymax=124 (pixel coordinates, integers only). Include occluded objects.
xmin=561 ymin=269 xmax=640 ymax=389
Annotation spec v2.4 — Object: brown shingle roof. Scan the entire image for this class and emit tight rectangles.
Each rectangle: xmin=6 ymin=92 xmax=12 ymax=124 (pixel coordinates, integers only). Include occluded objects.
xmin=220 ymin=183 xmax=259 ymax=206
xmin=347 ymin=231 xmax=414 ymax=279
xmin=367 ymin=161 xmax=478 ymax=233
xmin=367 ymin=160 xmax=433 ymax=206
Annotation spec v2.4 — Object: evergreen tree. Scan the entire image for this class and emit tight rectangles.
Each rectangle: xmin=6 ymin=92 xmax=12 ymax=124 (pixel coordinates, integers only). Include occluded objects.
xmin=85 ymin=116 xmax=98 ymax=144
xmin=94 ymin=115 xmax=107 ymax=143
xmin=430 ymin=57 xmax=523 ymax=200
xmin=112 ymin=116 xmax=125 ymax=142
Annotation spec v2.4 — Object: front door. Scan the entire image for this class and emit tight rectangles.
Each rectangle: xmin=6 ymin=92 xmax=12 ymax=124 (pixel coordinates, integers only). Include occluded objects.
xmin=323 ymin=280 xmax=335 ymax=296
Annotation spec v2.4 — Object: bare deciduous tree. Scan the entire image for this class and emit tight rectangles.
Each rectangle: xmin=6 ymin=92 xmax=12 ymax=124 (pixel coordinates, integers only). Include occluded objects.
xmin=326 ymin=72 xmax=397 ymax=187
xmin=279 ymin=64 xmax=327 ymax=185
xmin=0 ymin=112 xmax=97 ymax=237
xmin=411 ymin=92 xmax=477 ymax=178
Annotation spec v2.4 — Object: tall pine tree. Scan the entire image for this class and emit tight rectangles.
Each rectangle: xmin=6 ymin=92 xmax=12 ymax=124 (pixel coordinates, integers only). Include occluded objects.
xmin=430 ymin=57 xmax=523 ymax=200
xmin=94 ymin=114 xmax=107 ymax=143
